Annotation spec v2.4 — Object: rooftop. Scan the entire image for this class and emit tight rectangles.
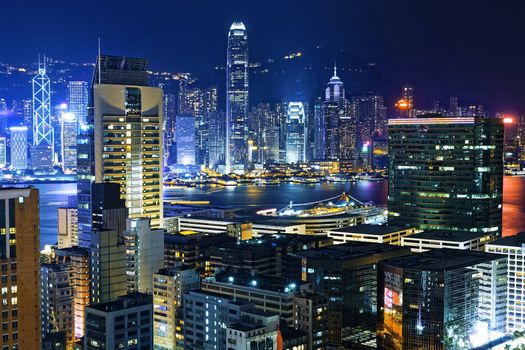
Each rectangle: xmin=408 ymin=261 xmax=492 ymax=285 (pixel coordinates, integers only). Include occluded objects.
xmin=293 ymin=241 xmax=410 ymax=261
xmin=87 ymin=292 xmax=152 ymax=313
xmin=330 ymin=224 xmax=413 ymax=236
xmin=228 ymin=321 xmax=264 ymax=332
xmin=488 ymin=232 xmax=525 ymax=248
xmin=405 ymin=230 xmax=491 ymax=242
xmin=382 ymin=248 xmax=504 ymax=271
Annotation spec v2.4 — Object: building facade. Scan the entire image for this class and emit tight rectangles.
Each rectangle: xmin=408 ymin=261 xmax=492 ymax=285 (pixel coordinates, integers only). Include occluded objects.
xmin=388 ymin=115 xmax=504 ymax=236
xmin=226 ymin=21 xmax=249 ymax=171
xmin=9 ymin=126 xmax=28 ymax=170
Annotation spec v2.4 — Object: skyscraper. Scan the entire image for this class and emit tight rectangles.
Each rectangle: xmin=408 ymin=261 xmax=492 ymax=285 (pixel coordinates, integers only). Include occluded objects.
xmin=285 ymin=102 xmax=306 ymax=163
xmin=61 ymin=112 xmax=77 ymax=173
xmin=388 ymin=115 xmax=504 ymax=236
xmin=163 ymin=92 xmax=177 ymax=168
xmin=0 ymin=188 xmax=41 ymax=349
xmin=78 ymin=55 xmax=163 ymax=242
xmin=175 ymin=114 xmax=196 ymax=166
xmin=0 ymin=136 xmax=6 ymax=167
xmin=67 ymin=81 xmax=89 ymax=131
xmin=9 ymin=126 xmax=28 ymax=170
xmin=32 ymin=57 xmax=54 ymax=171
xmin=58 ymin=205 xmax=78 ymax=248
xmin=315 ymin=65 xmax=347 ymax=161
xmin=226 ymin=21 xmax=249 ymax=172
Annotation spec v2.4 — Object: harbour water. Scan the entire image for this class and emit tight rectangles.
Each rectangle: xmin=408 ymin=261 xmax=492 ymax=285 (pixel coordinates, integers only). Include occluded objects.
xmin=33 ymin=176 xmax=525 ymax=248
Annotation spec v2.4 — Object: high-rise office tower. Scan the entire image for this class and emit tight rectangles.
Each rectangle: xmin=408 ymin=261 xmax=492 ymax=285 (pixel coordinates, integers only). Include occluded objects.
xmin=377 ymin=249 xmax=507 ymax=350
xmin=388 ymin=115 xmax=504 ymax=236
xmin=285 ymin=102 xmax=306 ymax=163
xmin=163 ymin=92 xmax=177 ymax=167
xmin=78 ymin=55 xmax=163 ymax=242
xmin=61 ymin=112 xmax=77 ymax=174
xmin=0 ymin=188 xmax=41 ymax=349
xmin=123 ymin=218 xmax=164 ymax=293
xmin=315 ymin=65 xmax=346 ymax=161
xmin=9 ymin=126 xmax=28 ymax=170
xmin=90 ymin=228 xmax=127 ymax=304
xmin=175 ymin=114 xmax=196 ymax=166
xmin=84 ymin=293 xmax=153 ymax=350
xmin=54 ymin=247 xmax=90 ymax=339
xmin=0 ymin=136 xmax=6 ymax=167
xmin=32 ymin=57 xmax=54 ymax=171
xmin=40 ymin=263 xmax=75 ymax=348
xmin=153 ymin=267 xmax=200 ymax=350
xmin=395 ymin=84 xmax=415 ymax=118
xmin=339 ymin=99 xmax=357 ymax=161
xmin=58 ymin=205 xmax=78 ymax=248
xmin=208 ymin=111 xmax=226 ymax=169
xmin=178 ymin=85 xmax=218 ymax=166
xmin=67 ymin=81 xmax=89 ymax=131
xmin=226 ymin=21 xmax=249 ymax=172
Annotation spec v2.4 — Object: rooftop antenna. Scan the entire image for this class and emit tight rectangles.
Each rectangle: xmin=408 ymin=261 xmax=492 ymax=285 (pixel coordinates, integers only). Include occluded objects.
xmin=333 ymin=61 xmax=337 ymax=77
xmin=97 ymin=37 xmax=101 ymax=84
xmin=43 ymin=53 xmax=46 ymax=71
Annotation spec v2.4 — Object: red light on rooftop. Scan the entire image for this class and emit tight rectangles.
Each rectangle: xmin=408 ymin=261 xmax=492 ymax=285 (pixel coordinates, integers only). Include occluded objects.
xmin=503 ymin=117 xmax=514 ymax=124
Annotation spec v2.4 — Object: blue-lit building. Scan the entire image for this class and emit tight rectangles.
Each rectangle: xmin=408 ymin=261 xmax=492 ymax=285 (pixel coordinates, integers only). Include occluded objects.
xmin=175 ymin=114 xmax=196 ymax=166
xmin=32 ymin=58 xmax=54 ymax=171
xmin=9 ymin=126 xmax=28 ymax=170
xmin=67 ymin=81 xmax=88 ymax=132
xmin=226 ymin=21 xmax=249 ymax=172
xmin=285 ymin=102 xmax=306 ymax=163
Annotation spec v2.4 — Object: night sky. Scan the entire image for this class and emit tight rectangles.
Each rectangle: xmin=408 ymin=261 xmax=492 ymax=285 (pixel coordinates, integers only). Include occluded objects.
xmin=1 ymin=0 xmax=525 ymax=112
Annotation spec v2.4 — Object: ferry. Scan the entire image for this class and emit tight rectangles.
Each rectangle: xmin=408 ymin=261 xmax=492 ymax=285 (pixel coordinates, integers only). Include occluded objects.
xmin=278 ymin=193 xmax=373 ymax=218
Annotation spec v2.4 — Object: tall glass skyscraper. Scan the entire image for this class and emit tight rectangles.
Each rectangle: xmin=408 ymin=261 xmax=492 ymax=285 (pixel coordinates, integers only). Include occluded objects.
xmin=32 ymin=57 xmax=54 ymax=171
xmin=175 ymin=114 xmax=196 ymax=166
xmin=285 ymin=102 xmax=306 ymax=163
xmin=226 ymin=21 xmax=249 ymax=172
xmin=9 ymin=126 xmax=28 ymax=170
xmin=388 ymin=115 xmax=504 ymax=236
xmin=67 ymin=81 xmax=89 ymax=131
xmin=61 ymin=112 xmax=77 ymax=173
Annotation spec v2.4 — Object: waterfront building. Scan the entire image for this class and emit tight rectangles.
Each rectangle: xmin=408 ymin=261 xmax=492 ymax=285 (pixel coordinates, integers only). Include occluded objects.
xmin=61 ymin=112 xmax=77 ymax=173
xmin=78 ymin=55 xmax=163 ymax=246
xmin=178 ymin=85 xmax=218 ymax=166
xmin=163 ymin=92 xmax=177 ymax=167
xmin=285 ymin=102 xmax=306 ymax=163
xmin=153 ymin=267 xmax=200 ymax=350
xmin=84 ymin=292 xmax=153 ymax=350
xmin=327 ymin=224 xmax=418 ymax=245
xmin=40 ymin=263 xmax=75 ymax=349
xmin=9 ymin=126 xmax=28 ymax=170
xmin=0 ymin=188 xmax=41 ymax=349
xmin=378 ymin=249 xmax=507 ymax=350
xmin=54 ymin=247 xmax=90 ymax=339
xmin=57 ymin=206 xmax=78 ymax=248
xmin=67 ymin=81 xmax=88 ymax=131
xmin=201 ymin=268 xmax=307 ymax=325
xmin=486 ymin=232 xmax=525 ymax=332
xmin=123 ymin=218 xmax=164 ymax=293
xmin=401 ymin=230 xmax=493 ymax=252
xmin=208 ymin=111 xmax=226 ymax=169
xmin=226 ymin=21 xmax=249 ymax=172
xmin=90 ymin=228 xmax=127 ymax=304
xmin=0 ymin=136 xmax=6 ymax=167
xmin=175 ymin=114 xmax=195 ymax=165
xmin=289 ymin=242 xmax=412 ymax=348
xmin=32 ymin=57 xmax=54 ymax=171
xmin=388 ymin=115 xmax=504 ymax=236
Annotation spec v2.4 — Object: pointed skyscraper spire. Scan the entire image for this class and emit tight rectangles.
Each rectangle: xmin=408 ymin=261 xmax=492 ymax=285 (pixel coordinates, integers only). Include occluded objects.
xmin=333 ymin=61 xmax=337 ymax=78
